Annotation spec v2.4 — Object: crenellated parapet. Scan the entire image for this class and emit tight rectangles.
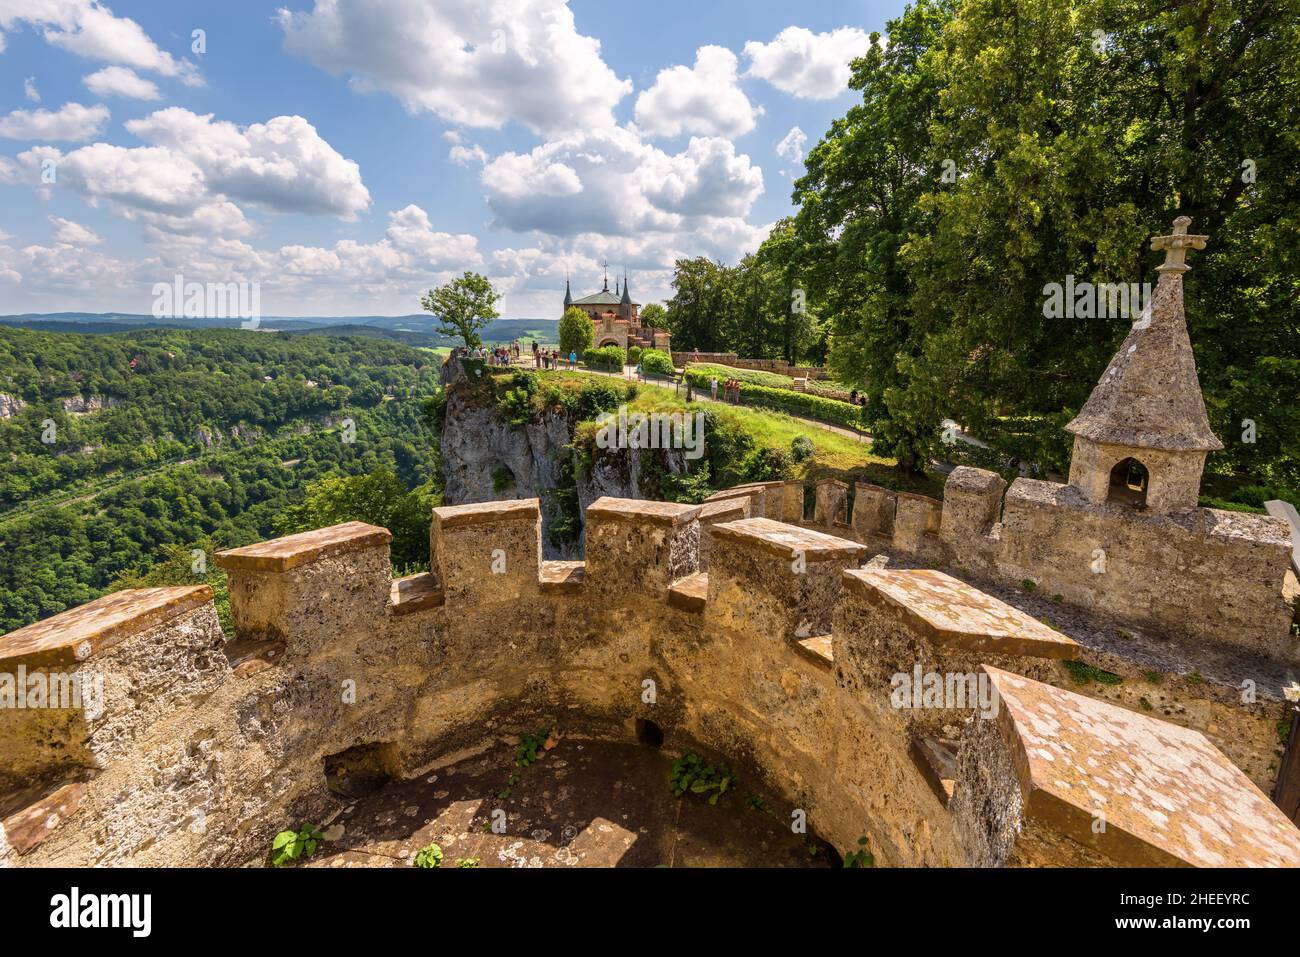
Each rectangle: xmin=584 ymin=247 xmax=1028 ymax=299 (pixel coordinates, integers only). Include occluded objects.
xmin=2 ymin=490 xmax=1298 ymax=869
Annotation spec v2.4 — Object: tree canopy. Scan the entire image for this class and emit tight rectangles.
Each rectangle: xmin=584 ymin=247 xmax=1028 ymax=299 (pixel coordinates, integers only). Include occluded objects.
xmin=421 ymin=272 xmax=501 ymax=348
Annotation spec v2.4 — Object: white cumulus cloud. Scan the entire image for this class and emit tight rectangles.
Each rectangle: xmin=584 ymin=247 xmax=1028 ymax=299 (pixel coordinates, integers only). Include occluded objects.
xmin=278 ymin=0 xmax=631 ymax=136
xmin=634 ymin=45 xmax=760 ymax=138
xmin=24 ymin=77 xmax=40 ymax=102
xmin=744 ymin=26 xmax=873 ymax=99
xmin=124 ymin=108 xmax=371 ymax=219
xmin=83 ymin=65 xmax=161 ymax=100
xmin=49 ymin=215 xmax=103 ymax=245
xmin=0 ymin=102 xmax=109 ymax=141
xmin=0 ymin=0 xmax=201 ymax=85
xmin=481 ymin=126 xmax=763 ymax=237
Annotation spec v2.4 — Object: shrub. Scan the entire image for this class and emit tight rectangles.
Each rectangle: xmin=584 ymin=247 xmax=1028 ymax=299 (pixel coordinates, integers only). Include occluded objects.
xmin=684 ymin=370 xmax=865 ymax=430
xmin=791 ymin=435 xmax=816 ymax=463
xmin=583 ymin=345 xmax=625 ymax=370
xmin=627 ymin=345 xmax=642 ymax=366
xmin=640 ymin=348 xmax=675 ymax=377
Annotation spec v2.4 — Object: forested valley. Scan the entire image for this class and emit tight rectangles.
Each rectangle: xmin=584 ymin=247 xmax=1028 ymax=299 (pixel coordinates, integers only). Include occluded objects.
xmin=0 ymin=326 xmax=443 ymax=632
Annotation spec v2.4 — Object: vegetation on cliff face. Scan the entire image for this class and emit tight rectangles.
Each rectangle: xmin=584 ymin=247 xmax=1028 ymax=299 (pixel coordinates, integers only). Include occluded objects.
xmin=484 ymin=368 xmax=943 ymax=519
xmin=0 ymin=326 xmax=442 ymax=633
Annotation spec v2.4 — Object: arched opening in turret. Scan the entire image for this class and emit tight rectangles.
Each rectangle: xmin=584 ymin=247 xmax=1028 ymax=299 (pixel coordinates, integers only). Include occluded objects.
xmin=1107 ymin=457 xmax=1149 ymax=508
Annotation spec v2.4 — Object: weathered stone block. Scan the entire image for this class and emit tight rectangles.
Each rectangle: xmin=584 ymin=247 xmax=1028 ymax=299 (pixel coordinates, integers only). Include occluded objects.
xmin=833 ymin=569 xmax=1076 ymax=739
xmin=852 ymin=482 xmax=896 ymax=539
xmin=0 ymin=586 xmax=227 ymax=792
xmin=894 ymin=493 xmax=943 ymax=555
xmin=217 ymin=522 xmax=393 ymax=653
xmin=706 ymin=518 xmax=865 ymax=642
xmin=431 ymin=499 xmax=542 ymax=606
xmin=950 ymin=666 xmax=1300 ymax=867
xmin=814 ymin=479 xmax=849 ymax=528
xmin=585 ymin=497 xmax=700 ymax=597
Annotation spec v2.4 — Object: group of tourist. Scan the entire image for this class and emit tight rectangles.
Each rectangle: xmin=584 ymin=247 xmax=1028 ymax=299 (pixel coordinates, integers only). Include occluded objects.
xmin=847 ymin=389 xmax=868 ymax=407
xmin=531 ymin=342 xmax=577 ymax=370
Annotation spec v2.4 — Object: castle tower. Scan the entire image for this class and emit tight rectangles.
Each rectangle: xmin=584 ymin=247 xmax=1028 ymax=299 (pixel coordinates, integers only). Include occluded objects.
xmin=619 ymin=272 xmax=632 ymax=321
xmin=1064 ymin=216 xmax=1222 ymax=514
xmin=563 ymin=276 xmax=572 ymax=314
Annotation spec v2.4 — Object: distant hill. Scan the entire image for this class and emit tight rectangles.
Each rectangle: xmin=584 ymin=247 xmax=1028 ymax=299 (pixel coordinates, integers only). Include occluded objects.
xmin=0 ymin=312 xmax=559 ymax=345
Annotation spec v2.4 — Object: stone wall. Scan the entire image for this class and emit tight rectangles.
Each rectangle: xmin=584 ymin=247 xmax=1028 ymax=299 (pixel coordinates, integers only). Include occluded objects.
xmin=3 ymin=494 xmax=1298 ymax=868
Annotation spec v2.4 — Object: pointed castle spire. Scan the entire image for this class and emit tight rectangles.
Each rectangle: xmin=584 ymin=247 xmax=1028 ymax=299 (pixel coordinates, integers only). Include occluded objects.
xmin=1064 ymin=216 xmax=1221 ymax=453
xmin=563 ymin=272 xmax=572 ymax=310
xmin=621 ymin=271 xmax=631 ymax=305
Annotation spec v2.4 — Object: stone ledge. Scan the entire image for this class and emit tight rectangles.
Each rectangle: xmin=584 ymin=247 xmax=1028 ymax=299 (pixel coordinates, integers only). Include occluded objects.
xmin=1 ymin=781 xmax=86 ymax=855
xmin=432 ymin=498 xmax=540 ymax=529
xmin=982 ymin=665 xmax=1300 ymax=867
xmin=710 ymin=517 xmax=866 ymax=562
xmin=0 ymin=585 xmax=213 ymax=669
xmin=215 ymin=522 xmax=392 ymax=572
xmin=698 ymin=497 xmax=749 ymax=523
xmin=586 ymin=496 xmax=701 ymax=527
xmin=667 ymin=572 xmax=708 ymax=613
xmin=793 ymin=635 xmax=833 ymax=669
xmin=844 ymin=569 xmax=1078 ymax=660
xmin=388 ymin=572 xmax=445 ymax=615
xmin=539 ymin=561 xmax=586 ymax=594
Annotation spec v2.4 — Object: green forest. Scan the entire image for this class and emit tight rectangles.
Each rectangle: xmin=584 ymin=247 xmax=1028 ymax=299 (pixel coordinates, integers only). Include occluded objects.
xmin=0 ymin=326 xmax=444 ymax=633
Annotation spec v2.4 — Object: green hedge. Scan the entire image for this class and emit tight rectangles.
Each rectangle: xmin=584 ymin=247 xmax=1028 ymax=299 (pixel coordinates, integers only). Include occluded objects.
xmin=583 ymin=345 xmax=626 ymax=370
xmin=640 ymin=348 xmax=675 ymax=377
xmin=685 ymin=370 xmax=866 ymax=431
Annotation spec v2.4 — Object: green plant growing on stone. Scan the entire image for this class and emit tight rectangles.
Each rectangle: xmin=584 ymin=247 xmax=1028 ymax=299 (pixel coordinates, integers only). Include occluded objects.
xmin=414 ymin=842 xmax=443 ymax=869
xmin=1021 ymin=579 xmax=1037 ymax=592
xmin=491 ymin=466 xmax=514 ymax=494
xmin=1143 ymin=670 xmax=1163 ymax=684
xmin=456 ymin=857 xmax=480 ymax=868
xmin=270 ymin=824 xmax=324 ymax=866
xmin=844 ymin=836 xmax=875 ymax=868
xmin=1187 ymin=669 xmax=1204 ymax=684
xmin=516 ymin=729 xmax=550 ymax=767
xmin=1139 ymin=697 xmax=1153 ymax=711
xmin=1062 ymin=660 xmax=1122 ymax=686
xmin=669 ymin=752 xmax=734 ymax=805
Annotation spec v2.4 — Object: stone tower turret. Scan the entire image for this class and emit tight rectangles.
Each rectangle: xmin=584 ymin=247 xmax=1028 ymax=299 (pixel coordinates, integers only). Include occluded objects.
xmin=1064 ymin=216 xmax=1222 ymax=513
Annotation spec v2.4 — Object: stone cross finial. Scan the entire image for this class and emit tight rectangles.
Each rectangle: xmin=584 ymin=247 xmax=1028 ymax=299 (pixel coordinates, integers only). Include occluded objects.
xmin=1150 ymin=215 xmax=1208 ymax=274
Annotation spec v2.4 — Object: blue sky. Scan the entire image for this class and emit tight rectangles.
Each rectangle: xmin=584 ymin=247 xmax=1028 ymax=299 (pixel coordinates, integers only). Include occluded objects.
xmin=0 ymin=0 xmax=907 ymax=317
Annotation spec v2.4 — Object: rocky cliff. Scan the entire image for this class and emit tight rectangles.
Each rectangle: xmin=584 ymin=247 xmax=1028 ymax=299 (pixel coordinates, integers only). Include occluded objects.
xmin=440 ymin=357 xmax=688 ymax=558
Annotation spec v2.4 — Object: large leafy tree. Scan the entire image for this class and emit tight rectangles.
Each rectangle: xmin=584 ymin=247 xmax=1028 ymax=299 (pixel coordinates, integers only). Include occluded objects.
xmin=558 ymin=306 xmax=594 ymax=357
xmin=792 ymin=0 xmax=1299 ymax=485
xmin=421 ymin=272 xmax=500 ymax=348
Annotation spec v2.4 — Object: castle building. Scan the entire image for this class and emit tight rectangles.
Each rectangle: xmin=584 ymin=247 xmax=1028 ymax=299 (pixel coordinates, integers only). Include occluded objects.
xmin=563 ymin=268 xmax=671 ymax=353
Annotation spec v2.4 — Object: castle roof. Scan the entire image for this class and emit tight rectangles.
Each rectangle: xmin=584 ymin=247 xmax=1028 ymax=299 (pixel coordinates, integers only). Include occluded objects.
xmin=571 ymin=290 xmax=624 ymax=306
xmin=1064 ymin=217 xmax=1223 ymax=453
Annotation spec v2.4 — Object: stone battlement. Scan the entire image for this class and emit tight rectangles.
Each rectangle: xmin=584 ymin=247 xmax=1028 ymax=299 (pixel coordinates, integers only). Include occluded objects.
xmin=2 ymin=493 xmax=1298 ymax=868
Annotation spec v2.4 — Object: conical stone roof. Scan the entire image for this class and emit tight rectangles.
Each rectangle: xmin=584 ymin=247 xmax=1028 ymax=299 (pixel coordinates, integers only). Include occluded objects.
xmin=1064 ymin=218 xmax=1223 ymax=452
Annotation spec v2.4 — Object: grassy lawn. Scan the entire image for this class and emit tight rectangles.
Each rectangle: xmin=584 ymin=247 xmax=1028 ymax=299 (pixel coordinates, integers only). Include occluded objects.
xmin=522 ymin=369 xmax=944 ymax=497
